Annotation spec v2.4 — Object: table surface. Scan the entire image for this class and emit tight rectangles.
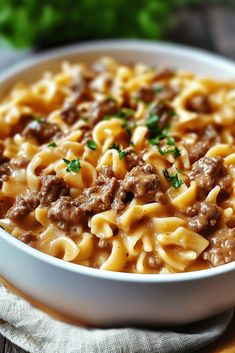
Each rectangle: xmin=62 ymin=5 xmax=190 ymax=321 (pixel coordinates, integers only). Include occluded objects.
xmin=0 ymin=3 xmax=235 ymax=353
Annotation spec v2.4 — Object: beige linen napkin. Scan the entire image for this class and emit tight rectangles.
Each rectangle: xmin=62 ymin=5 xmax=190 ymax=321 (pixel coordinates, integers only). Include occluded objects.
xmin=0 ymin=285 xmax=233 ymax=353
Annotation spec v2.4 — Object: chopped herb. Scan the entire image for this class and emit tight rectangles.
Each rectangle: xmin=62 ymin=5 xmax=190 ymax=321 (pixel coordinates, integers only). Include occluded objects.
xmin=158 ymin=146 xmax=181 ymax=158
xmin=153 ymin=85 xmax=164 ymax=93
xmin=166 ymin=136 xmax=175 ymax=146
xmin=109 ymin=143 xmax=127 ymax=159
xmin=117 ymin=108 xmax=133 ymax=118
xmin=133 ymin=95 xmax=142 ymax=102
xmin=145 ymin=112 xmax=160 ymax=136
xmin=169 ymin=110 xmax=176 ymax=117
xmin=106 ymin=96 xmax=116 ymax=103
xmin=82 ymin=117 xmax=89 ymax=123
xmin=104 ymin=111 xmax=135 ymax=136
xmin=34 ymin=116 xmax=42 ymax=123
xmin=63 ymin=158 xmax=81 ymax=173
xmin=172 ymin=146 xmax=181 ymax=158
xmin=130 ymin=141 xmax=135 ymax=147
xmin=163 ymin=169 xmax=183 ymax=189
xmin=103 ymin=116 xmax=112 ymax=121
xmin=87 ymin=140 xmax=97 ymax=151
xmin=47 ymin=142 xmax=57 ymax=148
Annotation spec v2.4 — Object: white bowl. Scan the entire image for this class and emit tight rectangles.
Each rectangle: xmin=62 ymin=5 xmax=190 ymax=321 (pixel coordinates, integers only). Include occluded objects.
xmin=0 ymin=40 xmax=235 ymax=326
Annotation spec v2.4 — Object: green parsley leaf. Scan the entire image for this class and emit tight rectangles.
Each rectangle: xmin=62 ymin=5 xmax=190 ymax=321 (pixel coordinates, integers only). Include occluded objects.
xmin=169 ymin=110 xmax=176 ymax=117
xmin=104 ymin=111 xmax=135 ymax=136
xmin=145 ymin=112 xmax=160 ymax=136
xmin=130 ymin=141 xmax=135 ymax=147
xmin=158 ymin=146 xmax=181 ymax=158
xmin=47 ymin=142 xmax=57 ymax=148
xmin=34 ymin=116 xmax=42 ymax=123
xmin=163 ymin=169 xmax=183 ymax=189
xmin=172 ymin=146 xmax=181 ymax=158
xmin=153 ymin=85 xmax=164 ymax=93
xmin=106 ymin=96 xmax=116 ymax=103
xmin=166 ymin=136 xmax=175 ymax=146
xmin=63 ymin=158 xmax=81 ymax=173
xmin=109 ymin=144 xmax=127 ymax=159
xmin=117 ymin=108 xmax=133 ymax=118
xmin=87 ymin=140 xmax=97 ymax=151
xmin=82 ymin=117 xmax=89 ymax=123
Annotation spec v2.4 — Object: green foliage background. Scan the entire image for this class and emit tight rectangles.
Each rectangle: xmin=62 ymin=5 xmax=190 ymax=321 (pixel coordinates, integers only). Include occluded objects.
xmin=0 ymin=0 xmax=234 ymax=48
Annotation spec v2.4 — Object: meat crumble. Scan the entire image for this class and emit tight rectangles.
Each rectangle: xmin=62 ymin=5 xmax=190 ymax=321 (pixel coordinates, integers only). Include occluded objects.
xmin=7 ymin=192 xmax=39 ymax=222
xmin=185 ymin=201 xmax=220 ymax=234
xmin=203 ymin=228 xmax=235 ymax=266
xmin=23 ymin=119 xmax=61 ymax=144
xmin=189 ymin=156 xmax=233 ymax=196
xmin=38 ymin=175 xmax=70 ymax=207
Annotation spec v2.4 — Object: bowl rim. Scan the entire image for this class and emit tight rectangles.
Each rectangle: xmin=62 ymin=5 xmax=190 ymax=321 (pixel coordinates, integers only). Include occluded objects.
xmin=0 ymin=39 xmax=235 ymax=283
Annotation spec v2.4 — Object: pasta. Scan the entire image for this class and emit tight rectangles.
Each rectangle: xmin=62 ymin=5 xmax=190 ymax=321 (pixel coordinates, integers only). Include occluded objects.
xmin=0 ymin=56 xmax=235 ymax=274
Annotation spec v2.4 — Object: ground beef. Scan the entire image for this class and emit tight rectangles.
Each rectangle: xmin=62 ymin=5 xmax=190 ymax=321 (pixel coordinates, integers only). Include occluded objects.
xmin=189 ymin=156 xmax=232 ymax=196
xmin=153 ymin=69 xmax=174 ymax=81
xmin=10 ymin=114 xmax=33 ymax=136
xmin=186 ymin=94 xmax=212 ymax=114
xmin=185 ymin=201 xmax=220 ymax=234
xmin=23 ymin=119 xmax=61 ymax=144
xmin=38 ymin=175 xmax=70 ymax=207
xmin=0 ymin=162 xmax=11 ymax=187
xmin=7 ymin=192 xmax=39 ymax=222
xmin=149 ymin=101 xmax=175 ymax=130
xmin=124 ymin=148 xmax=144 ymax=171
xmin=60 ymin=104 xmax=80 ymax=125
xmin=48 ymin=196 xmax=83 ymax=231
xmin=0 ymin=198 xmax=13 ymax=219
xmin=19 ymin=231 xmax=37 ymax=247
xmin=89 ymin=98 xmax=118 ymax=126
xmin=187 ymin=125 xmax=220 ymax=163
xmin=0 ymin=142 xmax=10 ymax=187
xmin=48 ymin=167 xmax=118 ymax=230
xmin=136 ymin=87 xmax=155 ymax=103
xmin=112 ymin=164 xmax=164 ymax=212
xmin=70 ymin=81 xmax=92 ymax=102
xmin=78 ymin=168 xmax=118 ymax=214
xmin=203 ymin=228 xmax=235 ymax=266
xmin=188 ymin=140 xmax=211 ymax=164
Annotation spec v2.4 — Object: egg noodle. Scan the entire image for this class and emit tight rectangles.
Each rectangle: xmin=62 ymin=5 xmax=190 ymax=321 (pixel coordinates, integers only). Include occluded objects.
xmin=0 ymin=57 xmax=235 ymax=274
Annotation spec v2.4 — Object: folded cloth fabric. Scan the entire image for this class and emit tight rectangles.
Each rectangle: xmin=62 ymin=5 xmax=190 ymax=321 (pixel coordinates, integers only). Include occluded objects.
xmin=0 ymin=285 xmax=233 ymax=353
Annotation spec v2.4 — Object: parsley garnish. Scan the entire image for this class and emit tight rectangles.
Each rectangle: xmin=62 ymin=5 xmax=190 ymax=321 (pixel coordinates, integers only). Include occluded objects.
xmin=106 ymin=96 xmax=116 ymax=103
xmin=145 ymin=112 xmax=160 ymax=137
xmin=158 ymin=146 xmax=181 ymax=158
xmin=169 ymin=110 xmax=176 ymax=117
xmin=87 ymin=140 xmax=97 ymax=151
xmin=47 ymin=142 xmax=57 ymax=148
xmin=117 ymin=108 xmax=133 ymax=119
xmin=153 ymin=85 xmax=164 ymax=93
xmin=104 ymin=110 xmax=136 ymax=136
xmin=163 ymin=169 xmax=183 ymax=189
xmin=109 ymin=144 xmax=127 ymax=159
xmin=34 ymin=116 xmax=42 ymax=123
xmin=166 ymin=136 xmax=175 ymax=146
xmin=82 ymin=117 xmax=89 ymax=123
xmin=63 ymin=158 xmax=81 ymax=173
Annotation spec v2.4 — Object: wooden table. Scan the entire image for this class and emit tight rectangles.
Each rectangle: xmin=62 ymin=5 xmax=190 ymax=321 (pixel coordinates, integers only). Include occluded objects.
xmin=0 ymin=3 xmax=235 ymax=352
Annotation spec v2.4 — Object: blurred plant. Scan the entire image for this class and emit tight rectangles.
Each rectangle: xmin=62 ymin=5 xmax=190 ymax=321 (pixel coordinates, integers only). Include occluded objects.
xmin=0 ymin=0 xmax=233 ymax=48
